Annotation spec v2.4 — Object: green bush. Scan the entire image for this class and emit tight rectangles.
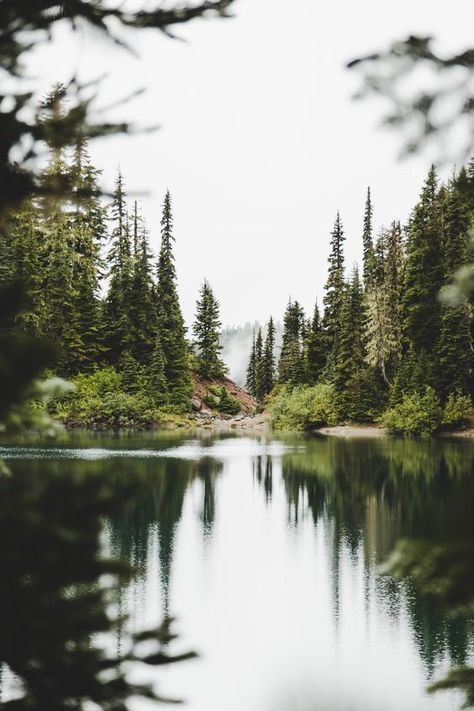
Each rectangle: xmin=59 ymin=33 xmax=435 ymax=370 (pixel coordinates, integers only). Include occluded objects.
xmin=203 ymin=385 xmax=241 ymax=415
xmin=442 ymin=391 xmax=473 ymax=429
xmin=217 ymin=386 xmax=241 ymax=415
xmin=269 ymin=384 xmax=340 ymax=431
xmin=381 ymin=387 xmax=442 ymax=437
xmin=51 ymin=367 xmax=167 ymax=429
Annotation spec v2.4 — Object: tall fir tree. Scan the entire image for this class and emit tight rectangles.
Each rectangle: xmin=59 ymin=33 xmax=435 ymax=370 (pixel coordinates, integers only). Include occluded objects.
xmin=261 ymin=317 xmax=276 ymax=396
xmin=436 ymin=171 xmax=473 ymax=398
xmin=104 ymin=170 xmax=133 ymax=363
xmin=155 ymin=191 xmax=191 ymax=408
xmin=69 ymin=138 xmax=106 ymax=369
xmin=254 ymin=327 xmax=265 ymax=401
xmin=193 ymin=279 xmax=226 ymax=378
xmin=128 ymin=202 xmax=157 ymax=364
xmin=278 ymin=300 xmax=305 ymax=384
xmin=147 ymin=332 xmax=169 ymax=405
xmin=246 ymin=334 xmax=257 ymax=397
xmin=362 ymin=187 xmax=376 ymax=288
xmin=305 ymin=301 xmax=326 ymax=384
xmin=335 ymin=267 xmax=366 ymax=395
xmin=322 ymin=212 xmax=346 ymax=371
xmin=402 ymin=166 xmax=444 ymax=360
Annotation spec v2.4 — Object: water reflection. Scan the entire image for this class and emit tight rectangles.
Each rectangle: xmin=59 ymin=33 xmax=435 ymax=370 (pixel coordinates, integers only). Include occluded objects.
xmin=1 ymin=432 xmax=473 ymax=710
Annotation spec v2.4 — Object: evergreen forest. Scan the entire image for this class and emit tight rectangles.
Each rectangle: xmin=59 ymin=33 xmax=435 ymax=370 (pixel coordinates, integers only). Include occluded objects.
xmin=247 ymin=168 xmax=473 ymax=434
xmin=2 ymin=88 xmax=473 ymax=434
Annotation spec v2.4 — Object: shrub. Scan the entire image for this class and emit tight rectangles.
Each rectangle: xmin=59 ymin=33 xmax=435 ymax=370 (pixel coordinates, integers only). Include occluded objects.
xmin=203 ymin=385 xmax=241 ymax=415
xmin=217 ymin=386 xmax=241 ymax=415
xmin=269 ymin=384 xmax=340 ymax=431
xmin=442 ymin=391 xmax=473 ymax=429
xmin=50 ymin=367 xmax=162 ymax=429
xmin=381 ymin=387 xmax=442 ymax=437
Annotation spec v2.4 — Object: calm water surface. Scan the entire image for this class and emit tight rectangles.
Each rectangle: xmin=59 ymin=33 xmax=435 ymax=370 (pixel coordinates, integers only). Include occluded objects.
xmin=2 ymin=431 xmax=474 ymax=711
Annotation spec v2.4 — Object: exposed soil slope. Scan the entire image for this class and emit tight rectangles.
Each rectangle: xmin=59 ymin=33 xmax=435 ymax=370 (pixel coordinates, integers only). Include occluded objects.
xmin=191 ymin=372 xmax=257 ymax=415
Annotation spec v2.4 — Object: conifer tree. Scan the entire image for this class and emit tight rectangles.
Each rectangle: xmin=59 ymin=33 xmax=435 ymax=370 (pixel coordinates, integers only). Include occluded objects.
xmin=129 ymin=202 xmax=157 ymax=364
xmin=246 ymin=335 xmax=257 ymax=397
xmin=193 ymin=279 xmax=226 ymax=378
xmin=104 ymin=170 xmax=133 ymax=363
xmin=366 ymin=221 xmax=404 ymax=388
xmin=335 ymin=268 xmax=365 ymax=397
xmin=69 ymin=138 xmax=106 ymax=368
xmin=254 ymin=327 xmax=265 ymax=401
xmin=362 ymin=187 xmax=376 ymax=288
xmin=6 ymin=204 xmax=44 ymax=335
xmin=322 ymin=212 xmax=346 ymax=367
xmin=261 ymin=317 xmax=276 ymax=396
xmin=436 ymin=172 xmax=473 ymax=398
xmin=402 ymin=166 xmax=444 ymax=357
xmin=278 ymin=300 xmax=305 ymax=384
xmin=305 ymin=301 xmax=326 ymax=384
xmin=155 ymin=191 xmax=191 ymax=408
xmin=147 ymin=332 xmax=168 ymax=405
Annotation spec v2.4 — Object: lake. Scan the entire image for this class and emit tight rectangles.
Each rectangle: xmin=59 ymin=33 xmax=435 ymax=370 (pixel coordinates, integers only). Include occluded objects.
xmin=1 ymin=431 xmax=473 ymax=711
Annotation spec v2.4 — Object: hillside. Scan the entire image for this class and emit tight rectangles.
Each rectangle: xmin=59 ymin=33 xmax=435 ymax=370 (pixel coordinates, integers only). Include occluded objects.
xmin=191 ymin=372 xmax=257 ymax=415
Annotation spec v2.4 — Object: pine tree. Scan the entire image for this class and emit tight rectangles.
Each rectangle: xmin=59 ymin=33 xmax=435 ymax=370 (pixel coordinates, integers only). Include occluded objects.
xmin=69 ymin=138 xmax=106 ymax=368
xmin=261 ymin=317 xmax=276 ymax=396
xmin=322 ymin=212 xmax=346 ymax=368
xmin=365 ymin=221 xmax=404 ymax=388
xmin=246 ymin=335 xmax=257 ymax=396
xmin=305 ymin=301 xmax=326 ymax=384
xmin=129 ymin=202 xmax=157 ymax=364
xmin=278 ymin=300 xmax=305 ymax=384
xmin=119 ymin=350 xmax=143 ymax=394
xmin=155 ymin=191 xmax=191 ymax=408
xmin=402 ymin=166 xmax=444 ymax=357
xmin=193 ymin=279 xmax=226 ymax=378
xmin=362 ymin=187 xmax=376 ymax=288
xmin=104 ymin=170 xmax=133 ymax=363
xmin=255 ymin=327 xmax=265 ymax=401
xmin=436 ymin=172 xmax=473 ymax=398
xmin=6 ymin=203 xmax=45 ymax=335
xmin=147 ymin=332 xmax=168 ymax=405
xmin=335 ymin=267 xmax=365 ymax=400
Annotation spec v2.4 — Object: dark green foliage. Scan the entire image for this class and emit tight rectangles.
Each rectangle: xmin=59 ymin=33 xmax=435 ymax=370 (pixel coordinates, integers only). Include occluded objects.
xmin=254 ymin=328 xmax=265 ymax=401
xmin=155 ymin=191 xmax=191 ymax=409
xmin=147 ymin=333 xmax=169 ymax=406
xmin=193 ymin=279 xmax=227 ymax=378
xmin=334 ymin=267 xmax=366 ymax=416
xmin=362 ymin=187 xmax=376 ymax=288
xmin=402 ymin=166 xmax=444 ymax=356
xmin=305 ymin=301 xmax=326 ymax=385
xmin=436 ymin=173 xmax=473 ymax=399
xmin=119 ymin=351 xmax=144 ymax=394
xmin=0 ymin=282 xmax=54 ymax=424
xmin=261 ymin=317 xmax=276 ymax=396
xmin=104 ymin=171 xmax=133 ymax=364
xmin=322 ymin=212 xmax=346 ymax=366
xmin=246 ymin=335 xmax=257 ymax=397
xmin=278 ymin=300 xmax=305 ymax=385
xmin=128 ymin=202 xmax=157 ymax=365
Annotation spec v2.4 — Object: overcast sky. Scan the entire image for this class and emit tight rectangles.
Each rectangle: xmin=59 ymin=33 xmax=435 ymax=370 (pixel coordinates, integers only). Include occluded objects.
xmin=29 ymin=0 xmax=473 ymax=326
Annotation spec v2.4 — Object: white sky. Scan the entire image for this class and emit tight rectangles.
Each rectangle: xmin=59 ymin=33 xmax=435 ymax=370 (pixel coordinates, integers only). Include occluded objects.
xmin=27 ymin=0 xmax=474 ymax=326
